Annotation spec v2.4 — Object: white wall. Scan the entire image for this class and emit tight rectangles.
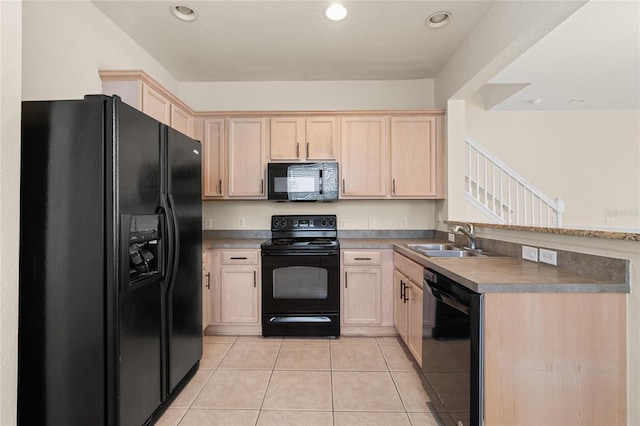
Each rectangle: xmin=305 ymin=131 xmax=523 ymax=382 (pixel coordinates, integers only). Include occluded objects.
xmin=22 ymin=0 xmax=180 ymax=100
xmin=434 ymin=1 xmax=585 ymax=108
xmin=180 ymin=79 xmax=434 ymax=111
xmin=203 ymin=200 xmax=437 ymax=231
xmin=1 ymin=2 xmax=21 ymax=424
xmin=465 ymin=94 xmax=640 ymax=230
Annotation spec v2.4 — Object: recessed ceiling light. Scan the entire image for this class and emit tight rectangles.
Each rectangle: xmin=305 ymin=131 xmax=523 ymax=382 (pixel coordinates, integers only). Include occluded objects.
xmin=325 ymin=3 xmax=348 ymax=21
xmin=425 ymin=11 xmax=451 ymax=29
xmin=171 ymin=5 xmax=197 ymax=22
xmin=531 ymin=98 xmax=543 ymax=105
xmin=569 ymin=99 xmax=584 ymax=104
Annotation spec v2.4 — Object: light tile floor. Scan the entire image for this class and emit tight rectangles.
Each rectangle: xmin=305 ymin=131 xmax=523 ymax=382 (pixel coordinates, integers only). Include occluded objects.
xmin=156 ymin=335 xmax=445 ymax=426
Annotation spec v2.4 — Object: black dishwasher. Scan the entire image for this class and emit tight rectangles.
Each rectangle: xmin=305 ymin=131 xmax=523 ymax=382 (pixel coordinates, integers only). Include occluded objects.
xmin=422 ymin=269 xmax=484 ymax=426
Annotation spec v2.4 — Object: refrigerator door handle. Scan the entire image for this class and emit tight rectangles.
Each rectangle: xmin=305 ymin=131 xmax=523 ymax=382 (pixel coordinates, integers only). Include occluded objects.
xmin=167 ymin=194 xmax=181 ymax=290
xmin=161 ymin=194 xmax=176 ymax=285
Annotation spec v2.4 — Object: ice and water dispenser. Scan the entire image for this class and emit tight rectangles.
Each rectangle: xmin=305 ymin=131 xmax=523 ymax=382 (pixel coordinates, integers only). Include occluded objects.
xmin=124 ymin=214 xmax=162 ymax=284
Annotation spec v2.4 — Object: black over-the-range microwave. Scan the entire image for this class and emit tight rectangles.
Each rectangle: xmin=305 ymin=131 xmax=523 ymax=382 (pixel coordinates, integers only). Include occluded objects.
xmin=267 ymin=162 xmax=339 ymax=202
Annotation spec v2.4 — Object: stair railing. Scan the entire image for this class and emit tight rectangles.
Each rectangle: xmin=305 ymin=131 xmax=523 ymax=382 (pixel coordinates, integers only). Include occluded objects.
xmin=465 ymin=136 xmax=564 ymax=227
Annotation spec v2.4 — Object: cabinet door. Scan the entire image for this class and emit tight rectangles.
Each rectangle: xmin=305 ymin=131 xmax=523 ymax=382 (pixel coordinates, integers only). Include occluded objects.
xmin=228 ymin=118 xmax=266 ymax=198
xmin=306 ymin=117 xmax=338 ymax=161
xmin=170 ymin=103 xmax=194 ymax=138
xmin=343 ymin=267 xmax=381 ymax=325
xmin=141 ymin=83 xmax=171 ymax=125
xmin=202 ymin=251 xmax=212 ymax=331
xmin=390 ymin=116 xmax=438 ymax=198
xmin=341 ymin=117 xmax=387 ymax=197
xmin=270 ymin=117 xmax=305 ymax=161
xmin=220 ymin=266 xmax=259 ymax=324
xmin=393 ymin=269 xmax=409 ymax=342
xmin=407 ymin=280 xmax=423 ymax=364
xmin=202 ymin=118 xmax=226 ymax=198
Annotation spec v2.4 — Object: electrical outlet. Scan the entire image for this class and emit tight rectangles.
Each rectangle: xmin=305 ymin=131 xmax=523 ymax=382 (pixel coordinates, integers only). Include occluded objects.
xmin=204 ymin=218 xmax=212 ymax=229
xmin=400 ymin=218 xmax=407 ymax=229
xmin=448 ymin=233 xmax=456 ymax=242
xmin=368 ymin=218 xmax=376 ymax=229
xmin=539 ymin=248 xmax=558 ymax=266
xmin=341 ymin=219 xmax=347 ymax=228
xmin=522 ymin=245 xmax=539 ymax=262
xmin=238 ymin=217 xmax=245 ymax=228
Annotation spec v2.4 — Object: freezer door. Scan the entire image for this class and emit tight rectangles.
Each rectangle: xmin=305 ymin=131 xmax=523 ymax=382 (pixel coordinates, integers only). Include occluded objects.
xmin=165 ymin=127 xmax=203 ymax=393
xmin=116 ymin=100 xmax=165 ymax=426
xmin=18 ymin=97 xmax=108 ymax=426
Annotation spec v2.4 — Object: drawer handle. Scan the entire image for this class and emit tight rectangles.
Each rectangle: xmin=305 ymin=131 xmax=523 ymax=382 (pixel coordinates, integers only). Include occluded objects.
xmin=230 ymin=257 xmax=248 ymax=260
xmin=354 ymin=257 xmax=372 ymax=261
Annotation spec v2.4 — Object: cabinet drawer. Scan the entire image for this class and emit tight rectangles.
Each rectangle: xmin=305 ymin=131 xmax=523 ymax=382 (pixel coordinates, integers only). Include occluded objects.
xmin=393 ymin=252 xmax=423 ymax=287
xmin=343 ymin=251 xmax=381 ymax=266
xmin=222 ymin=250 xmax=259 ymax=265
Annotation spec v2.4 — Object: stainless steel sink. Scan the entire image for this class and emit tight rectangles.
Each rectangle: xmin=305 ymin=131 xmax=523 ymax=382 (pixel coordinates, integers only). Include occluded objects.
xmin=406 ymin=244 xmax=506 ymax=258
xmin=406 ymin=243 xmax=457 ymax=251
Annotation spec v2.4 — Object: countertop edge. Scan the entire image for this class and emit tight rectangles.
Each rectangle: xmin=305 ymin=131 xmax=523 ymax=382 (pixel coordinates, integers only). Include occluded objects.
xmin=393 ymin=244 xmax=629 ymax=294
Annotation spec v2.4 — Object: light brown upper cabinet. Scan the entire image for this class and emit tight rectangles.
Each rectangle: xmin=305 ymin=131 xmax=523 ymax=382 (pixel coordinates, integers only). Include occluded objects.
xmin=100 ymin=70 xmax=195 ymax=138
xmin=270 ymin=116 xmax=339 ymax=161
xmin=390 ymin=115 xmax=444 ymax=198
xmin=227 ymin=118 xmax=267 ymax=198
xmin=340 ymin=116 xmax=388 ymax=198
xmin=199 ymin=118 xmax=226 ymax=199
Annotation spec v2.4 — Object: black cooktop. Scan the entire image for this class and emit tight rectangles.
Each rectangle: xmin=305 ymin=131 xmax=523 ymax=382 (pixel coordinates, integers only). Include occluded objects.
xmin=262 ymin=215 xmax=339 ymax=252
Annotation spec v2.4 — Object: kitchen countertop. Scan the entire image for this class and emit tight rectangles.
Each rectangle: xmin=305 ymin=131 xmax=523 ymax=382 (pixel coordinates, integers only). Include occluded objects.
xmin=206 ymin=238 xmax=265 ymax=249
xmin=394 ymin=243 xmax=629 ymax=294
xmin=203 ymin=236 xmax=629 ymax=294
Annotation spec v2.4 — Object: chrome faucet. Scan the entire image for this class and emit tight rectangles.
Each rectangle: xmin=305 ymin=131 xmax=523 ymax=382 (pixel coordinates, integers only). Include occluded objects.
xmin=451 ymin=223 xmax=476 ymax=250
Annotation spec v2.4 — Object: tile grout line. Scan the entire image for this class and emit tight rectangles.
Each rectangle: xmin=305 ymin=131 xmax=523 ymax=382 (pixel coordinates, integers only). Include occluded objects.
xmin=253 ymin=338 xmax=283 ymax=426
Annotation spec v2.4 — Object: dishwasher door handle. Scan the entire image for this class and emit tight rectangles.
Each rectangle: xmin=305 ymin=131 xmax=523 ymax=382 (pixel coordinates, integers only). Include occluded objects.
xmin=430 ymin=286 xmax=470 ymax=315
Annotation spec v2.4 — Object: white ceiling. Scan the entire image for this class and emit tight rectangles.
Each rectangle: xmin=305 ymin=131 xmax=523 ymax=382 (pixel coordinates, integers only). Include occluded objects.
xmin=92 ymin=0 xmax=639 ymax=110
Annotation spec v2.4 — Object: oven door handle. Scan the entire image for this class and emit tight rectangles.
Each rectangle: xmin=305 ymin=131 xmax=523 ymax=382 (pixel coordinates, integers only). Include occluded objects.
xmin=261 ymin=251 xmax=338 ymax=256
xmin=430 ymin=286 xmax=470 ymax=315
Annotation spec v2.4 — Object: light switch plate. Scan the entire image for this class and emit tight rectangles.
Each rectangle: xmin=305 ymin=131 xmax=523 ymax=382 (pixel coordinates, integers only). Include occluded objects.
xmin=448 ymin=233 xmax=456 ymax=242
xmin=522 ymin=245 xmax=539 ymax=262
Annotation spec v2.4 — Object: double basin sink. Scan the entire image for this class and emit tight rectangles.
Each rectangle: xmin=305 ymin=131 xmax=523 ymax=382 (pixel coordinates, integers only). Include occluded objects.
xmin=406 ymin=243 xmax=505 ymax=258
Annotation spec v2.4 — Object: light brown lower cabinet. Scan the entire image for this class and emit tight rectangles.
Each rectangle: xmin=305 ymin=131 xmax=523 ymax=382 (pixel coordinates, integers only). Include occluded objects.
xmin=393 ymin=251 xmax=424 ymax=364
xmin=206 ymin=249 xmax=262 ymax=335
xmin=483 ymin=292 xmax=626 ymax=425
xmin=341 ymin=249 xmax=395 ymax=336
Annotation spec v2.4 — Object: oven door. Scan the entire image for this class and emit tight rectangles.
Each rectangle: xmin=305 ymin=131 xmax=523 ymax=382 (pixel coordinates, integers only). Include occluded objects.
xmin=262 ymin=250 xmax=340 ymax=314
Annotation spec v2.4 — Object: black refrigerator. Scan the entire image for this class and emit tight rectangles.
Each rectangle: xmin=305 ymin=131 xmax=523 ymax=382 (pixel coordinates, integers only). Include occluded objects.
xmin=18 ymin=95 xmax=203 ymax=426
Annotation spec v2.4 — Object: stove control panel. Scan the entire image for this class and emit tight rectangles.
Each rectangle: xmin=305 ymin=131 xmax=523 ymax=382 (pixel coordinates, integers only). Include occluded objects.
xmin=271 ymin=215 xmax=337 ymax=231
